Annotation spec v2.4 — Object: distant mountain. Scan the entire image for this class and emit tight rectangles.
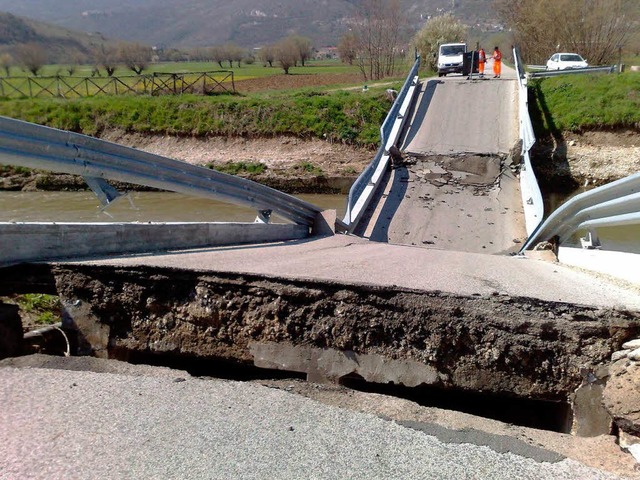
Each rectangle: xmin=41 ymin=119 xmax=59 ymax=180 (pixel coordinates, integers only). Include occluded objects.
xmin=0 ymin=0 xmax=497 ymax=49
xmin=0 ymin=12 xmax=114 ymax=64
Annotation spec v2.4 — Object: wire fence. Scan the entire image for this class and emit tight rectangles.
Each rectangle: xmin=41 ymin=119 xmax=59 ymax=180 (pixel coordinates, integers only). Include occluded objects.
xmin=0 ymin=71 xmax=235 ymax=99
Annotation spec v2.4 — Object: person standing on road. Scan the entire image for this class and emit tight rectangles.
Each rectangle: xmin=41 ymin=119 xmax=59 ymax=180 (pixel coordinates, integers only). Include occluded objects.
xmin=478 ymin=47 xmax=486 ymax=77
xmin=492 ymin=46 xmax=502 ymax=78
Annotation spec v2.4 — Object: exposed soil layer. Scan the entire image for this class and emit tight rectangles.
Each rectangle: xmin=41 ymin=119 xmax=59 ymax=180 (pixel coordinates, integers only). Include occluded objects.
xmin=234 ymin=72 xmax=365 ymax=93
xmin=0 ymin=133 xmax=373 ymax=194
xmin=532 ymin=129 xmax=640 ymax=193
xmin=1 ymin=129 xmax=636 ymax=195
xmin=49 ymin=264 xmax=640 ymax=402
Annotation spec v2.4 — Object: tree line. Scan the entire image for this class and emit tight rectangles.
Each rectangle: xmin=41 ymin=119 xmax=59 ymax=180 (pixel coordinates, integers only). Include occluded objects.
xmin=0 ymin=0 xmax=637 ymax=80
xmin=0 ymin=42 xmax=156 ymax=77
xmin=0 ymin=35 xmax=315 ymax=77
xmin=408 ymin=0 xmax=638 ymax=70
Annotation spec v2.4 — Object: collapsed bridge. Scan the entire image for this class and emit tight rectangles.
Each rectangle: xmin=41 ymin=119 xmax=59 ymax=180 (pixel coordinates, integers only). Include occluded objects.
xmin=1 ymin=52 xmax=640 ymax=438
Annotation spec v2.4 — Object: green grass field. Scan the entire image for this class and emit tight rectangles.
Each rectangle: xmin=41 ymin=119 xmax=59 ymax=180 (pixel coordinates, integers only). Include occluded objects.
xmin=6 ymin=59 xmax=362 ymax=81
xmin=0 ymin=58 xmax=402 ymax=99
xmin=529 ymin=71 xmax=640 ymax=134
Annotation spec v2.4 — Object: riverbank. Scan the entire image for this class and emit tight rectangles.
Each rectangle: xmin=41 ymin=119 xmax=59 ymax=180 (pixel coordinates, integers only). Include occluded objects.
xmin=532 ymin=129 xmax=640 ymax=192
xmin=0 ymin=131 xmax=374 ymax=194
xmin=1 ymin=129 xmax=638 ymax=195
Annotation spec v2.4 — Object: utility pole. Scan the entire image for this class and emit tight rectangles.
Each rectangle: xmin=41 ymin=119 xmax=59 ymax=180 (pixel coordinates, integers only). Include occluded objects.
xmin=617 ymin=44 xmax=624 ymax=73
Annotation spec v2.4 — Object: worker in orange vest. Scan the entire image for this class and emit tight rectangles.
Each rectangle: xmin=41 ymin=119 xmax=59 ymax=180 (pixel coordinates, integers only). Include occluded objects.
xmin=492 ymin=46 xmax=502 ymax=78
xmin=478 ymin=47 xmax=486 ymax=77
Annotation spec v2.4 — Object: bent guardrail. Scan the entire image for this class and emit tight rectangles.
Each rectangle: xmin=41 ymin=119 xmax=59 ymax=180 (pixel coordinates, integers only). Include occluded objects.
xmin=513 ymin=46 xmax=544 ymax=236
xmin=344 ymin=57 xmax=421 ymax=230
xmin=0 ymin=117 xmax=322 ymax=227
xmin=519 ymin=173 xmax=640 ymax=252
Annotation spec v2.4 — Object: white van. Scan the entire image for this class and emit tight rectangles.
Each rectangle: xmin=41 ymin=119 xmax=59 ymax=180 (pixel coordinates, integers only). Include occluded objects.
xmin=437 ymin=42 xmax=467 ymax=77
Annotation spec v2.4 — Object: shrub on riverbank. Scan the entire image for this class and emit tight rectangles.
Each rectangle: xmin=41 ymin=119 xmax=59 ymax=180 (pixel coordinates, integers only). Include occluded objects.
xmin=0 ymin=89 xmax=391 ymax=147
xmin=530 ymin=72 xmax=640 ymax=136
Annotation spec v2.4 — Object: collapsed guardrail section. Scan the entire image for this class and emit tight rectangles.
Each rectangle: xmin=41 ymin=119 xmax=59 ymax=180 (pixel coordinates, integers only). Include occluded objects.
xmin=0 ymin=117 xmax=321 ymax=227
xmin=343 ymin=57 xmax=421 ymax=231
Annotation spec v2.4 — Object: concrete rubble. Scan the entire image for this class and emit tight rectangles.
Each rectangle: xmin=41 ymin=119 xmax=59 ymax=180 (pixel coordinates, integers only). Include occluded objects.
xmin=604 ymin=336 xmax=640 ymax=464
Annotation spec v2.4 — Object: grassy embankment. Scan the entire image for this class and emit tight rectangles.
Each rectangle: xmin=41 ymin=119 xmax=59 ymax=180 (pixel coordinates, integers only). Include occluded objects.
xmin=3 ymin=87 xmax=389 ymax=177
xmin=529 ymin=71 xmax=640 ymax=136
xmin=0 ymin=84 xmax=395 ymax=178
xmin=0 ymin=89 xmax=389 ymax=145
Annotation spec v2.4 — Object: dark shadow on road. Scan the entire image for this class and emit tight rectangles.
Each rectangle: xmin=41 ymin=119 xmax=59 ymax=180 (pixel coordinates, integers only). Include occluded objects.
xmin=401 ymin=79 xmax=441 ymax=151
xmin=363 ymin=166 xmax=409 ymax=243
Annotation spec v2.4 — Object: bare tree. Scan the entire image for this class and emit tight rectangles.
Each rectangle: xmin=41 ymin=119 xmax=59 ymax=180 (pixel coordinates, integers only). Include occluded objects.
xmin=94 ymin=44 xmax=119 ymax=76
xmin=291 ymin=35 xmax=313 ymax=66
xmin=338 ymin=32 xmax=358 ymax=65
xmin=224 ymin=43 xmax=244 ymax=68
xmin=413 ymin=13 xmax=468 ymax=71
xmin=15 ymin=43 xmax=47 ymax=76
xmin=259 ymin=45 xmax=276 ymax=67
xmin=495 ymin=0 xmax=639 ymax=64
xmin=209 ymin=46 xmax=226 ymax=68
xmin=275 ymin=38 xmax=299 ymax=74
xmin=351 ymin=0 xmax=405 ymax=81
xmin=0 ymin=53 xmax=13 ymax=76
xmin=191 ymin=47 xmax=208 ymax=62
xmin=119 ymin=42 xmax=152 ymax=74
xmin=64 ymin=53 xmax=84 ymax=76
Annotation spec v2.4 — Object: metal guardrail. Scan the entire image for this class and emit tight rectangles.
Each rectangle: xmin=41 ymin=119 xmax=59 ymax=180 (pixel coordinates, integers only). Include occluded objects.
xmin=343 ymin=57 xmax=421 ymax=229
xmin=513 ymin=47 xmax=544 ymax=236
xmin=517 ymin=57 xmax=638 ymax=252
xmin=380 ymin=58 xmax=421 ymax=142
xmin=529 ymin=65 xmax=616 ymax=79
xmin=0 ymin=117 xmax=321 ymax=227
xmin=519 ymin=173 xmax=640 ymax=251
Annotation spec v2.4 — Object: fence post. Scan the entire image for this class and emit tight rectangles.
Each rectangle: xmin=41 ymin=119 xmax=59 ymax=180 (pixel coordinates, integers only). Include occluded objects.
xmin=28 ymin=78 xmax=33 ymax=98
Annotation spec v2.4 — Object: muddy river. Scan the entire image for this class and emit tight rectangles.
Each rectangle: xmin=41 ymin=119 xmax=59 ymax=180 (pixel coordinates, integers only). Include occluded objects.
xmin=1 ymin=190 xmax=636 ymax=253
xmin=0 ymin=192 xmax=347 ymax=223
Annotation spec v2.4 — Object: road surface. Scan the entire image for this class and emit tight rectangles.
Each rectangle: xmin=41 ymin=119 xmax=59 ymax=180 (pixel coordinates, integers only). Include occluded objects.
xmin=0 ymin=363 xmax=622 ymax=480
xmin=57 ymin=235 xmax=640 ymax=310
xmin=402 ymin=76 xmax=518 ymax=156
xmin=359 ymin=70 xmax=524 ymax=253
